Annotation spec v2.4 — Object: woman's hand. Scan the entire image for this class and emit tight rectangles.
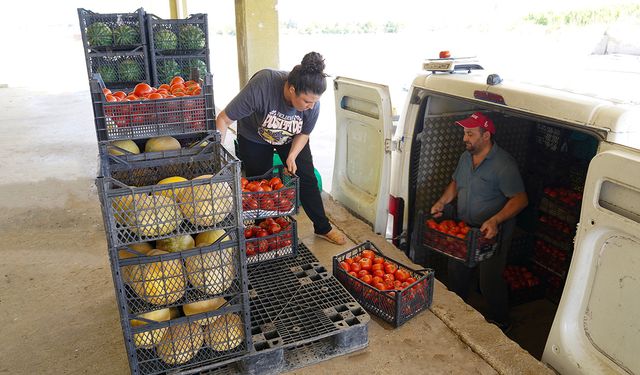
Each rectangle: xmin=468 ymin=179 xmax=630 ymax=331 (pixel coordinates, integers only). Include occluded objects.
xmin=285 ymin=156 xmax=298 ymax=175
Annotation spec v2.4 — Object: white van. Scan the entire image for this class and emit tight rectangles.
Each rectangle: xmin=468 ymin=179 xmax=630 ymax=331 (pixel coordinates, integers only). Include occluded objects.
xmin=331 ymin=54 xmax=640 ymax=374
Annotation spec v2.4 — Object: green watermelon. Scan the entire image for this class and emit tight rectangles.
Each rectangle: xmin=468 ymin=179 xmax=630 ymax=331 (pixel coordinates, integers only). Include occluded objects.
xmin=118 ymin=59 xmax=143 ymax=82
xmin=182 ymin=59 xmax=207 ymax=79
xmin=113 ymin=25 xmax=139 ymax=46
xmin=87 ymin=22 xmax=112 ymax=47
xmin=178 ymin=25 xmax=205 ymax=50
xmin=97 ymin=65 xmax=117 ymax=83
xmin=157 ymin=60 xmax=181 ymax=85
xmin=155 ymin=29 xmax=177 ymax=51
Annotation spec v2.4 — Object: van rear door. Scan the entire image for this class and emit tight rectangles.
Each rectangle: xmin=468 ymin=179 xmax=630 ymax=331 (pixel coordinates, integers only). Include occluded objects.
xmin=332 ymin=77 xmax=393 ymax=234
xmin=543 ymin=145 xmax=640 ymax=374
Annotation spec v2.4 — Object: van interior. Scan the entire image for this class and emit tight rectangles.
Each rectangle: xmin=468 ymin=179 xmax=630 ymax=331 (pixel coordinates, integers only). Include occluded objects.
xmin=405 ymin=94 xmax=600 ymax=358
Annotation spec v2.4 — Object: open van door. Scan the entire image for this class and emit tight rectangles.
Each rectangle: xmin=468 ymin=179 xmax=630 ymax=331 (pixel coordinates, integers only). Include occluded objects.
xmin=543 ymin=146 xmax=640 ymax=374
xmin=332 ymin=77 xmax=394 ymax=234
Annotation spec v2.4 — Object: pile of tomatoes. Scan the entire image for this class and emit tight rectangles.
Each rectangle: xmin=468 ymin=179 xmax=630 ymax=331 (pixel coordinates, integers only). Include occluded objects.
xmin=102 ymin=76 xmax=202 ymax=102
xmin=425 ymin=219 xmax=470 ymax=239
xmin=533 ymin=239 xmax=567 ymax=275
xmin=244 ymin=217 xmax=293 ymax=256
xmin=338 ymin=249 xmax=417 ymax=291
xmin=538 ymin=214 xmax=573 ymax=235
xmin=543 ymin=187 xmax=581 ymax=207
xmin=241 ymin=176 xmax=295 ymax=213
xmin=424 ymin=219 xmax=472 ymax=260
xmin=503 ymin=265 xmax=541 ymax=291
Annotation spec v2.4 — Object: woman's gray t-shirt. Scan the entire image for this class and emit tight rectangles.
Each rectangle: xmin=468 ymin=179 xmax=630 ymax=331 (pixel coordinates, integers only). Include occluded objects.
xmin=224 ymin=69 xmax=320 ymax=146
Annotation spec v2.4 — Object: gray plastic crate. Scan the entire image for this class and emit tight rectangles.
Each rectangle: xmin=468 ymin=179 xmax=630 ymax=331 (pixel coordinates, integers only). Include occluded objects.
xmin=96 ymin=144 xmax=241 ymax=248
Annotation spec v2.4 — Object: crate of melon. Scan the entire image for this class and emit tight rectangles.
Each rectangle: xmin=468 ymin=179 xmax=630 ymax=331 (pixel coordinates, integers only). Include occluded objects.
xmin=241 ymin=167 xmax=299 ymax=221
xmin=421 ymin=214 xmax=500 ymax=268
xmin=333 ymin=241 xmax=434 ymax=327
xmin=243 ymin=216 xmax=298 ymax=264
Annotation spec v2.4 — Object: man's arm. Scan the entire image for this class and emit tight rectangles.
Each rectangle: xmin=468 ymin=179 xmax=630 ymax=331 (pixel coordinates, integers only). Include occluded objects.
xmin=215 ymin=110 xmax=234 ymax=142
xmin=430 ymin=180 xmax=458 ymax=218
xmin=480 ymin=191 xmax=528 ymax=239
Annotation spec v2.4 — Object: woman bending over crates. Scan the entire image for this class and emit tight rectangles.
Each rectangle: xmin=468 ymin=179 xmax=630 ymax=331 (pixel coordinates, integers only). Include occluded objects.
xmin=215 ymin=51 xmax=346 ymax=245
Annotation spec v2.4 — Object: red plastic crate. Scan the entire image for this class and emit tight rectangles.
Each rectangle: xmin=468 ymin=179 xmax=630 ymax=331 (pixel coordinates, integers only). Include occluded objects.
xmin=333 ymin=241 xmax=434 ymax=327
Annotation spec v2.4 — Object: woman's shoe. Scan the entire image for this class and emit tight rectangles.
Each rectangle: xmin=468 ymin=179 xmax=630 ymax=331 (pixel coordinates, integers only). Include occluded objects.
xmin=315 ymin=228 xmax=346 ymax=245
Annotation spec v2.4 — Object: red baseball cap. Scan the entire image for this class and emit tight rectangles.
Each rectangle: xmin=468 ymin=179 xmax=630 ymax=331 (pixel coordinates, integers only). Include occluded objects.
xmin=456 ymin=112 xmax=495 ymax=134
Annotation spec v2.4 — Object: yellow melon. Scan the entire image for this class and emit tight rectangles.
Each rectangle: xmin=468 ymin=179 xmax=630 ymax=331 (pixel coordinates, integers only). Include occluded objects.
xmin=118 ymin=242 xmax=153 ymax=282
xmin=129 ymin=194 xmax=182 ymax=237
xmin=156 ymin=234 xmax=195 ymax=253
xmin=130 ymin=308 xmax=171 ymax=348
xmin=130 ymin=249 xmax=186 ymax=305
xmin=204 ymin=313 xmax=244 ymax=352
xmin=145 ymin=136 xmax=181 ymax=152
xmin=194 ymin=229 xmax=229 ymax=247
xmin=183 ymin=297 xmax=226 ymax=325
xmin=155 ymin=176 xmax=188 ymax=201
xmin=108 ymin=140 xmax=140 ymax=156
xmin=156 ymin=322 xmax=203 ymax=365
xmin=184 ymin=247 xmax=236 ymax=296
xmin=177 ymin=175 xmax=233 ymax=227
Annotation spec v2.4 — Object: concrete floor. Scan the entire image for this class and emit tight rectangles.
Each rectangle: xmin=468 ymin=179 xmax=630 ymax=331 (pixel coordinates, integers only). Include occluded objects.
xmin=0 ymin=87 xmax=552 ymax=374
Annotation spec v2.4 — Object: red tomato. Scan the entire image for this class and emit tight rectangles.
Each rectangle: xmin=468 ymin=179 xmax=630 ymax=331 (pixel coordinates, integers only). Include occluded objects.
xmin=373 ymin=282 xmax=387 ymax=291
xmin=344 ymin=258 xmax=354 ymax=265
xmin=394 ymin=269 xmax=410 ymax=282
xmin=353 ymin=255 xmax=362 ymax=263
xmin=384 ymin=264 xmax=398 ymax=274
xmin=244 ymin=227 xmax=254 ymax=239
xmin=382 ymin=273 xmax=395 ymax=283
xmin=406 ymin=277 xmax=417 ymax=284
xmin=339 ymin=261 xmax=351 ymax=272
xmin=269 ymin=177 xmax=282 ymax=188
xmin=373 ymin=269 xmax=385 ymax=278
xmin=360 ymin=274 xmax=373 ymax=285
xmin=133 ymin=83 xmax=153 ymax=97
xmin=240 ymin=177 xmax=249 ymax=188
xmin=371 ymin=276 xmax=383 ymax=284
xmin=350 ymin=262 xmax=362 ymax=273
xmin=348 ymin=271 xmax=357 ymax=278
xmin=357 ymin=269 xmax=370 ymax=278
xmin=359 ymin=257 xmax=372 ymax=271
xmin=372 ymin=257 xmax=384 ymax=264
xmin=371 ymin=263 xmax=384 ymax=272
xmin=361 ymin=249 xmax=375 ymax=259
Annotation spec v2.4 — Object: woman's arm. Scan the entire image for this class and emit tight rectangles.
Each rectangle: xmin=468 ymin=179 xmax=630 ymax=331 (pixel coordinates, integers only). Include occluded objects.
xmin=285 ymin=134 xmax=310 ymax=175
xmin=215 ymin=110 xmax=234 ymax=142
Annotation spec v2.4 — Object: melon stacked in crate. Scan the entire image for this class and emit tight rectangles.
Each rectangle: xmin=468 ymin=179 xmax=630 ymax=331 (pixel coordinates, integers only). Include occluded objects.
xmin=147 ymin=13 xmax=211 ymax=87
xmin=96 ymin=141 xmax=252 ymax=375
xmin=78 ymin=8 xmax=151 ymax=90
xmin=240 ymin=168 xmax=300 ymax=264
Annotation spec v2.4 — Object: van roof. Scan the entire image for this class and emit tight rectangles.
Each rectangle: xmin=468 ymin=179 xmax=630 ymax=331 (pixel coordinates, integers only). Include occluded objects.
xmin=415 ymin=54 xmax=640 ymax=148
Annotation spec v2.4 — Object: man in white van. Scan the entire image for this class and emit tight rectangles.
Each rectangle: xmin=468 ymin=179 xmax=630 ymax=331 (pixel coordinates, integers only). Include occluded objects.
xmin=430 ymin=112 xmax=528 ymax=331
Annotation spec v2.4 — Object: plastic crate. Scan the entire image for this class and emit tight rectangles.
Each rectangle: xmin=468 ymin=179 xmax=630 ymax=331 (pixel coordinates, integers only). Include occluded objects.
xmin=532 ymin=237 xmax=569 ymax=276
xmin=78 ymin=8 xmax=147 ymax=52
xmin=244 ymin=216 xmax=298 ymax=264
xmin=147 ymin=13 xmax=209 ymax=55
xmin=421 ymin=216 xmax=500 ymax=268
xmin=122 ymin=303 xmax=251 ymax=375
xmin=151 ymin=53 xmax=211 ymax=87
xmin=101 ymin=131 xmax=219 ymax=161
xmin=96 ymin=145 xmax=241 ymax=248
xmin=85 ymin=49 xmax=151 ymax=90
xmin=241 ymin=167 xmax=299 ymax=221
xmin=90 ymin=73 xmax=215 ymax=142
xmin=530 ymin=261 xmax=566 ymax=304
xmin=503 ymin=265 xmax=545 ymax=306
xmin=333 ymin=241 xmax=434 ymax=327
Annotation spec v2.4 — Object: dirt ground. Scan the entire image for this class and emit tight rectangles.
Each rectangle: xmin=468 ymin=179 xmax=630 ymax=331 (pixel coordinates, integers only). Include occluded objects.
xmin=0 ymin=88 xmax=552 ymax=374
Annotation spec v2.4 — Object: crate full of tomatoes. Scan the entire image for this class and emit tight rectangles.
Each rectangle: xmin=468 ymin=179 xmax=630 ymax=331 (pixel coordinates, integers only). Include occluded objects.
xmin=422 ymin=216 xmax=499 ymax=268
xmin=333 ymin=241 xmax=434 ymax=327
xmin=503 ymin=265 xmax=545 ymax=306
xmin=241 ymin=167 xmax=299 ymax=220
xmin=244 ymin=216 xmax=297 ymax=264
xmin=90 ymin=74 xmax=215 ymax=142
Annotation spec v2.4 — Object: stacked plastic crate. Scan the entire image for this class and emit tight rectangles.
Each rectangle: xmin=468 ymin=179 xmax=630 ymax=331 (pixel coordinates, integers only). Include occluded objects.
xmin=146 ymin=13 xmax=211 ymax=87
xmin=78 ymin=8 xmax=152 ymax=90
xmin=80 ymin=10 xmax=253 ymax=375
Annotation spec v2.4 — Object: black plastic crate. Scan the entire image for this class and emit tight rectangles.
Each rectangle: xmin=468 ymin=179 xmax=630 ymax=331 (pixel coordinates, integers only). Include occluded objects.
xmin=532 ymin=237 xmax=570 ymax=276
xmin=333 ymin=241 xmax=434 ymax=327
xmin=422 ymin=215 xmax=500 ymax=268
xmin=85 ymin=49 xmax=151 ymax=90
xmin=96 ymin=145 xmax=241 ymax=248
xmin=101 ymin=131 xmax=219 ymax=161
xmin=90 ymin=73 xmax=215 ymax=142
xmin=503 ymin=265 xmax=545 ymax=306
xmin=122 ymin=302 xmax=251 ymax=375
xmin=241 ymin=167 xmax=299 ymax=221
xmin=78 ymin=8 xmax=148 ymax=52
xmin=244 ymin=216 xmax=298 ymax=264
xmin=151 ymin=53 xmax=211 ymax=87
xmin=147 ymin=13 xmax=209 ymax=55
xmin=115 ymin=230 xmax=246 ymax=316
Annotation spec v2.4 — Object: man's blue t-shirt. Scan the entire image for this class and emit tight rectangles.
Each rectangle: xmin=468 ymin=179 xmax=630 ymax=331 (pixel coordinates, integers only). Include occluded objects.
xmin=453 ymin=143 xmax=525 ymax=227
xmin=224 ymin=69 xmax=320 ymax=146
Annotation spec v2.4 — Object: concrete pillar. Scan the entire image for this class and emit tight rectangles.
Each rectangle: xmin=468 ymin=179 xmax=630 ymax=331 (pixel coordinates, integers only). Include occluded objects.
xmin=168 ymin=0 xmax=188 ymax=19
xmin=234 ymin=0 xmax=280 ymax=88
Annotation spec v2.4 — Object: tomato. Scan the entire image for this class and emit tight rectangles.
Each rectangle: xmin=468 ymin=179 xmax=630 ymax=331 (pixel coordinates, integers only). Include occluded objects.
xmin=361 ymin=249 xmax=375 ymax=259
xmin=170 ymin=76 xmax=185 ymax=86
xmin=372 ymin=269 xmax=385 ymax=277
xmin=242 ymin=197 xmax=259 ymax=211
xmin=184 ymin=80 xmax=198 ymax=86
xmin=273 ymin=182 xmax=285 ymax=190
xmin=394 ymin=269 xmax=410 ymax=282
xmin=382 ymin=273 xmax=395 ymax=283
xmin=246 ymin=242 xmax=256 ymax=256
xmin=112 ymin=91 xmax=126 ymax=100
xmin=277 ymin=198 xmax=293 ymax=212
xmin=148 ymin=93 xmax=163 ymax=100
xmin=371 ymin=276 xmax=383 ymax=284
xmin=348 ymin=271 xmax=357 ymax=278
xmin=339 ymin=261 xmax=351 ymax=272
xmin=269 ymin=177 xmax=282 ymax=188
xmin=373 ymin=282 xmax=387 ymax=291
xmin=282 ymin=188 xmax=296 ymax=200
xmin=357 ymin=269 xmax=369 ymax=277
xmin=257 ymin=239 xmax=269 ymax=253
xmin=350 ymin=262 xmax=361 ymax=273
xmin=244 ymin=227 xmax=254 ymax=239
xmin=359 ymin=257 xmax=372 ymax=271
xmin=360 ymin=274 xmax=373 ymax=285
xmin=372 ymin=257 xmax=384 ymax=264
xmin=102 ymin=88 xmax=112 ymax=96
xmin=371 ymin=263 xmax=384 ymax=272
xmin=133 ymin=83 xmax=153 ymax=97
xmin=353 ymin=255 xmax=362 ymax=263
xmin=260 ymin=198 xmax=275 ymax=211
xmin=384 ymin=264 xmax=398 ymax=274
xmin=406 ymin=277 xmax=417 ymax=284
xmin=105 ymin=94 xmax=117 ymax=102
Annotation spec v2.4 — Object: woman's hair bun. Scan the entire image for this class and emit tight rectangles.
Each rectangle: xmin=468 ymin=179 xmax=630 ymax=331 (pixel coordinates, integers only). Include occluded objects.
xmin=300 ymin=52 xmax=325 ymax=74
